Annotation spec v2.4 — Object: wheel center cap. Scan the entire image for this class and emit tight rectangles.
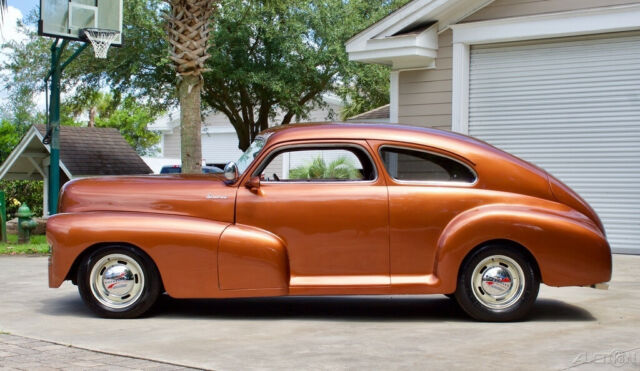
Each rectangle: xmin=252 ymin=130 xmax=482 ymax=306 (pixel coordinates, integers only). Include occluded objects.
xmin=102 ymin=264 xmax=135 ymax=296
xmin=481 ymin=266 xmax=513 ymax=297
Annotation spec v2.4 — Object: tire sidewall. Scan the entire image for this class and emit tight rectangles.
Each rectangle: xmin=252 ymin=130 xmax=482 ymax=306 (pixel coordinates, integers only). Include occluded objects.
xmin=77 ymin=245 xmax=161 ymax=319
xmin=455 ymin=245 xmax=539 ymax=322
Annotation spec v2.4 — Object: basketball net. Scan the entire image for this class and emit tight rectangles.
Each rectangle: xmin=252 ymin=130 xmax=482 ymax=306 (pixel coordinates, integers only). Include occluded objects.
xmin=83 ymin=28 xmax=120 ymax=59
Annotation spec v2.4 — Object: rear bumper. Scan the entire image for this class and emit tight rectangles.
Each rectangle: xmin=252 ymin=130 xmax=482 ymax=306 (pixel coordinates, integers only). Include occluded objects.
xmin=48 ymin=255 xmax=56 ymax=288
xmin=590 ymin=282 xmax=609 ymax=290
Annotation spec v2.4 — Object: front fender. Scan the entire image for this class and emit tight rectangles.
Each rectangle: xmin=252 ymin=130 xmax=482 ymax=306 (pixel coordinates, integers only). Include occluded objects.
xmin=434 ymin=204 xmax=611 ymax=292
xmin=47 ymin=212 xmax=228 ymax=298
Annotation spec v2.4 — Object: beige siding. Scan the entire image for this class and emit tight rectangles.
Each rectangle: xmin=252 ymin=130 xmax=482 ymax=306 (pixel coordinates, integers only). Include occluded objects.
xmin=296 ymin=102 xmax=342 ymax=123
xmin=204 ymin=111 xmax=233 ymax=127
xmin=396 ymin=0 xmax=640 ymax=131
xmin=163 ymin=130 xmax=180 ymax=158
xmin=262 ymin=154 xmax=283 ymax=180
xmin=398 ymin=29 xmax=453 ymax=131
xmin=463 ymin=0 xmax=640 ymax=22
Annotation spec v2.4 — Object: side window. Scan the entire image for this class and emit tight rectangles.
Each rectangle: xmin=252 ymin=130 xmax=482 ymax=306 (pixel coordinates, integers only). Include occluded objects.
xmin=257 ymin=146 xmax=376 ymax=182
xmin=380 ymin=147 xmax=476 ymax=183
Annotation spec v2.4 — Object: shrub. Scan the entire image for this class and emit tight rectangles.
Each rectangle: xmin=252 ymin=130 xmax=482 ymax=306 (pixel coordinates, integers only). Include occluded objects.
xmin=0 ymin=180 xmax=44 ymax=218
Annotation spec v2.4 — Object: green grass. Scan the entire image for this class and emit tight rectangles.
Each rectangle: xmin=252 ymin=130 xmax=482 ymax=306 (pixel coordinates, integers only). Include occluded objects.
xmin=0 ymin=234 xmax=49 ymax=255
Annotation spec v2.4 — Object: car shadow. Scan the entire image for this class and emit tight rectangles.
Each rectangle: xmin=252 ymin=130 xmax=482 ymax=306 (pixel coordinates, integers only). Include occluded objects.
xmin=151 ymin=295 xmax=595 ymax=322
xmin=39 ymin=295 xmax=595 ymax=322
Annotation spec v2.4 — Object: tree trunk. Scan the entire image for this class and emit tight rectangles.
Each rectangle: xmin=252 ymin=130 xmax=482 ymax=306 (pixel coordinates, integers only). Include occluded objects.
xmin=88 ymin=106 xmax=97 ymax=127
xmin=179 ymin=75 xmax=202 ymax=173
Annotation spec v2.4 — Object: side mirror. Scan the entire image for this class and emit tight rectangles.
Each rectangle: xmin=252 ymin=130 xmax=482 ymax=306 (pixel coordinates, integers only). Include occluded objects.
xmin=245 ymin=175 xmax=261 ymax=193
xmin=224 ymin=162 xmax=238 ymax=181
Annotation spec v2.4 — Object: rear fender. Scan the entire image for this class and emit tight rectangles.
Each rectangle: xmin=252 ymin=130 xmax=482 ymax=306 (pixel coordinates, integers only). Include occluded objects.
xmin=434 ymin=204 xmax=611 ymax=292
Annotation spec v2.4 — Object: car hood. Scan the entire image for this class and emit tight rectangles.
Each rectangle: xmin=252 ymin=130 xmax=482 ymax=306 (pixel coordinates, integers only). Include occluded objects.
xmin=58 ymin=174 xmax=236 ymax=223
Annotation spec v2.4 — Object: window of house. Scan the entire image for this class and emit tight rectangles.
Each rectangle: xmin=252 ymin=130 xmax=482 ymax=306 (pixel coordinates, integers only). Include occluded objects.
xmin=380 ymin=146 xmax=476 ymax=183
xmin=256 ymin=145 xmax=376 ymax=182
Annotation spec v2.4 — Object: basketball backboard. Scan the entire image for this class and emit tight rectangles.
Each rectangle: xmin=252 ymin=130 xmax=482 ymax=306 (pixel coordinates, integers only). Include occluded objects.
xmin=39 ymin=0 xmax=123 ymax=46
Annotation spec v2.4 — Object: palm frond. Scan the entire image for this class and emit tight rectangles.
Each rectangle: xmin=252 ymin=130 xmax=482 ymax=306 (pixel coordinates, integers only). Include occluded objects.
xmin=289 ymin=156 xmax=362 ymax=180
xmin=0 ymin=0 xmax=7 ymax=27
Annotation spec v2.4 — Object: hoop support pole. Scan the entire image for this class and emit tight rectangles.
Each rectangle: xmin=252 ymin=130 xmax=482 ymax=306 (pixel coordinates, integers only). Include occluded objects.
xmin=46 ymin=39 xmax=87 ymax=216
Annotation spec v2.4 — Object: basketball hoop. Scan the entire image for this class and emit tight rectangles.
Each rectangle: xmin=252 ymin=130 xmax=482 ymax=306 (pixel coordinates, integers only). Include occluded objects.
xmin=80 ymin=28 xmax=120 ymax=59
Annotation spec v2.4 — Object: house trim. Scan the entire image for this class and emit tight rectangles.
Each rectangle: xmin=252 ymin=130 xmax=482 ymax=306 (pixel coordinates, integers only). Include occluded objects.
xmin=348 ymin=25 xmax=439 ymax=70
xmin=451 ymin=4 xmax=640 ymax=45
xmin=345 ymin=0 xmax=494 ymax=70
xmin=449 ymin=3 xmax=640 ymax=134
xmin=451 ymin=42 xmax=469 ymax=133
xmin=0 ymin=126 xmax=73 ymax=181
xmin=390 ymin=71 xmax=400 ymax=123
xmin=202 ymin=126 xmax=237 ymax=135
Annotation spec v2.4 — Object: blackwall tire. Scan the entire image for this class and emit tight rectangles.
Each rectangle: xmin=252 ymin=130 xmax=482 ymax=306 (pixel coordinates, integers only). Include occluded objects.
xmin=455 ymin=245 xmax=539 ymax=322
xmin=77 ymin=245 xmax=161 ymax=319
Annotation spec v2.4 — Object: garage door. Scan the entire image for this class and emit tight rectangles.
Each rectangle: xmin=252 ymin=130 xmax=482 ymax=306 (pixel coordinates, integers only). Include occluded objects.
xmin=201 ymin=131 xmax=243 ymax=165
xmin=468 ymin=33 xmax=640 ymax=254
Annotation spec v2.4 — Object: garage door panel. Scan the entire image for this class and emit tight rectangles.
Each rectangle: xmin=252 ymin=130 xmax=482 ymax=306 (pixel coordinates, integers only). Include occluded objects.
xmin=469 ymin=33 xmax=640 ymax=254
xmin=202 ymin=132 xmax=243 ymax=164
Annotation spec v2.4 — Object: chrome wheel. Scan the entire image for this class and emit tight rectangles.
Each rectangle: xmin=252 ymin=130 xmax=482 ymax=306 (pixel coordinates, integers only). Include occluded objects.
xmin=89 ymin=254 xmax=145 ymax=310
xmin=471 ymin=255 xmax=525 ymax=310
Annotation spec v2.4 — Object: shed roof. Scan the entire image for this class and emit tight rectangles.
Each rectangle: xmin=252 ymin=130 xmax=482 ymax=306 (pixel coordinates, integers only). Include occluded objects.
xmin=0 ymin=125 xmax=151 ymax=181
xmin=35 ymin=125 xmax=152 ymax=176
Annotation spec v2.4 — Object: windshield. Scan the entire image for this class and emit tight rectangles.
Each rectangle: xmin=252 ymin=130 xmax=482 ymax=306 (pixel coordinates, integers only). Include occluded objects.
xmin=236 ymin=136 xmax=268 ymax=174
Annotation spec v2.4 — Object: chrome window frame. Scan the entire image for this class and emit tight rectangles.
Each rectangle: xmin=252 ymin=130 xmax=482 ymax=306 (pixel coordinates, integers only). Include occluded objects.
xmin=254 ymin=143 xmax=379 ymax=184
xmin=379 ymin=145 xmax=478 ymax=187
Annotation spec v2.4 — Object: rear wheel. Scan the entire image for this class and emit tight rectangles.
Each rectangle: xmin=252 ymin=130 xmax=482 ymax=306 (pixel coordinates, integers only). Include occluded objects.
xmin=455 ymin=245 xmax=539 ymax=321
xmin=77 ymin=245 xmax=161 ymax=318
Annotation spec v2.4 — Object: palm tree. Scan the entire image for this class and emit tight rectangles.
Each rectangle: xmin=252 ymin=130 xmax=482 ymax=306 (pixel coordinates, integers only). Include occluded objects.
xmin=0 ymin=0 xmax=7 ymax=27
xmin=165 ymin=0 xmax=216 ymax=173
xmin=290 ymin=156 xmax=363 ymax=180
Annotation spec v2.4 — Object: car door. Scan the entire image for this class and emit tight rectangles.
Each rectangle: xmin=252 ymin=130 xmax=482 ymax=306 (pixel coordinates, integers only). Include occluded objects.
xmin=235 ymin=140 xmax=390 ymax=294
xmin=368 ymin=140 xmax=479 ymax=290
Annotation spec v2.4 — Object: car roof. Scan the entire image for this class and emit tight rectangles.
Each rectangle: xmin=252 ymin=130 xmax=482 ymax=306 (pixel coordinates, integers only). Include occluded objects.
xmin=262 ymin=122 xmax=499 ymax=163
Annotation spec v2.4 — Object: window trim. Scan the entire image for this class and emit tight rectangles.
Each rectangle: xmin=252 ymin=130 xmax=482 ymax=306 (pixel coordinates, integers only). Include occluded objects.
xmin=253 ymin=143 xmax=379 ymax=184
xmin=378 ymin=145 xmax=478 ymax=186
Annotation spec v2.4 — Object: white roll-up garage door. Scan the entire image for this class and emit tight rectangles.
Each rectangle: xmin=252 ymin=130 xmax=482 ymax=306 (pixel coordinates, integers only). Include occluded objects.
xmin=468 ymin=33 xmax=640 ymax=254
xmin=201 ymin=132 xmax=243 ymax=165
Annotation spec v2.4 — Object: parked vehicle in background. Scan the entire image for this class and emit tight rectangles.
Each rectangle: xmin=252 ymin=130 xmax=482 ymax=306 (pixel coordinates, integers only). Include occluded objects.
xmin=160 ymin=165 xmax=223 ymax=174
xmin=46 ymin=123 xmax=611 ymax=321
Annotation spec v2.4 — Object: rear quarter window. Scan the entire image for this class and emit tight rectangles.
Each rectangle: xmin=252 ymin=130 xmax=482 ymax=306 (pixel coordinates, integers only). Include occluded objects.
xmin=380 ymin=146 xmax=476 ymax=183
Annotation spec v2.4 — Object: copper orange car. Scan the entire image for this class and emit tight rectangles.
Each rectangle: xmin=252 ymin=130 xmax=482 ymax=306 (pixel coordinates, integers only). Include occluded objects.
xmin=46 ymin=123 xmax=611 ymax=321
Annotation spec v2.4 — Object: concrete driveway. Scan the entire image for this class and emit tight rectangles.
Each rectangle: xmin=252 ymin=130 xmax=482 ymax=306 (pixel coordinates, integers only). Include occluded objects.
xmin=1 ymin=255 xmax=638 ymax=370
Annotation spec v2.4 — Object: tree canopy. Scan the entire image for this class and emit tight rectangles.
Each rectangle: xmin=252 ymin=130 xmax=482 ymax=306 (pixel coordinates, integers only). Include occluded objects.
xmin=1 ymin=0 xmax=409 ymax=152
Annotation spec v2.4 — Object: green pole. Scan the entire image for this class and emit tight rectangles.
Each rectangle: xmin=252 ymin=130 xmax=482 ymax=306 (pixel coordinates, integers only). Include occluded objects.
xmin=0 ymin=190 xmax=6 ymax=243
xmin=48 ymin=40 xmax=66 ymax=216
xmin=46 ymin=40 xmax=86 ymax=215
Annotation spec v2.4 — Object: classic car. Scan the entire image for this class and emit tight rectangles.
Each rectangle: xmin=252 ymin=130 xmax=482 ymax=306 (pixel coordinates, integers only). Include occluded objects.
xmin=46 ymin=123 xmax=611 ymax=321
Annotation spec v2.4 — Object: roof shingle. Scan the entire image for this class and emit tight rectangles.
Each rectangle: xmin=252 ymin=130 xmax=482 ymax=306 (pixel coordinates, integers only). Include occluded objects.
xmin=347 ymin=104 xmax=390 ymax=121
xmin=36 ymin=125 xmax=152 ymax=176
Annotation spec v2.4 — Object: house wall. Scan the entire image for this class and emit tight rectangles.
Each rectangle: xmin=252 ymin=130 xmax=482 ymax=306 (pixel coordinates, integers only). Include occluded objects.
xmin=163 ymin=131 xmax=181 ymax=158
xmin=159 ymin=103 xmax=342 ymax=158
xmin=463 ymin=0 xmax=640 ymax=23
xmin=397 ymin=29 xmax=453 ymax=131
xmin=396 ymin=0 xmax=640 ymax=131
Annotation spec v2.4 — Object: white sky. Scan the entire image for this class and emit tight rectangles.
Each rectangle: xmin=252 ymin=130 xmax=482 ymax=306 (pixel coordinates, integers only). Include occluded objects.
xmin=1 ymin=6 xmax=46 ymax=116
xmin=0 ymin=6 xmax=28 ymax=44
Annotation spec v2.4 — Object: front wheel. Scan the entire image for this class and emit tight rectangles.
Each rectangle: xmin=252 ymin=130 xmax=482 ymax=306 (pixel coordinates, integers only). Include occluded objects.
xmin=455 ymin=245 xmax=539 ymax=321
xmin=77 ymin=245 xmax=161 ymax=318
